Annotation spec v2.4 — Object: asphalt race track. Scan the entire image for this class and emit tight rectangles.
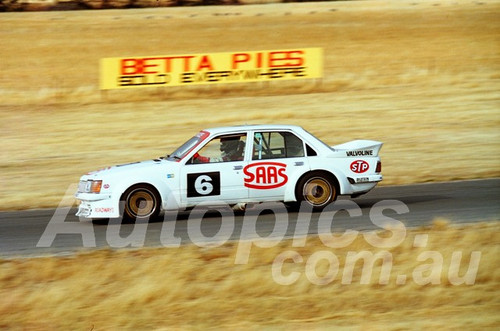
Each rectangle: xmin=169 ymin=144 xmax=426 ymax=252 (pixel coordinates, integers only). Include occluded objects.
xmin=0 ymin=179 xmax=498 ymax=258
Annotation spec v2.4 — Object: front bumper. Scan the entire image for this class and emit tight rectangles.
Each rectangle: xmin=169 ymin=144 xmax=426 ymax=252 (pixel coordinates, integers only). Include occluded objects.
xmin=75 ymin=192 xmax=120 ymax=219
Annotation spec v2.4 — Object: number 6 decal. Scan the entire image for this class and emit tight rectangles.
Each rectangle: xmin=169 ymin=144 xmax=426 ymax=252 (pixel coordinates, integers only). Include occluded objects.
xmin=187 ymin=172 xmax=221 ymax=197
xmin=194 ymin=175 xmax=213 ymax=195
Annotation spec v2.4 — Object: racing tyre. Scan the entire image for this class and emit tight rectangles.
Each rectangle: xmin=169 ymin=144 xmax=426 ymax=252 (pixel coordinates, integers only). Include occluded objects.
xmin=296 ymin=173 xmax=337 ymax=211
xmin=121 ymin=184 xmax=161 ymax=222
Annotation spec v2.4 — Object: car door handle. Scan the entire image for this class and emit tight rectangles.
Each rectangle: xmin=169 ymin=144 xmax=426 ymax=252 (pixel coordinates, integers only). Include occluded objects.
xmin=233 ymin=165 xmax=243 ymax=170
xmin=294 ymin=162 xmax=304 ymax=166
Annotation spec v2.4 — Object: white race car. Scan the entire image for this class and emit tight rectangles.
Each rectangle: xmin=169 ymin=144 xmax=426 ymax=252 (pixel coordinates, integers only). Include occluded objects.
xmin=76 ymin=124 xmax=382 ymax=221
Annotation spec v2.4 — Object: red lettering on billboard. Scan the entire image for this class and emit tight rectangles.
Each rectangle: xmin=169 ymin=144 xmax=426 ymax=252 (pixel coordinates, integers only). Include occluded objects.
xmin=121 ymin=56 xmax=199 ymax=75
xmin=121 ymin=59 xmax=140 ymax=75
xmin=120 ymin=58 xmax=159 ymax=75
xmin=268 ymin=50 xmax=304 ymax=68
xmin=232 ymin=53 xmax=251 ymax=69
xmin=350 ymin=160 xmax=369 ymax=173
xmin=256 ymin=52 xmax=263 ymax=68
xmin=196 ymin=55 xmax=214 ymax=71
xmin=231 ymin=51 xmax=305 ymax=69
xmin=244 ymin=162 xmax=288 ymax=189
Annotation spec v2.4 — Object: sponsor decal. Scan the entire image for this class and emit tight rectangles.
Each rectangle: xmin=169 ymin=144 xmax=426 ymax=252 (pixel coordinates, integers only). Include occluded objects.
xmin=187 ymin=172 xmax=221 ymax=197
xmin=346 ymin=150 xmax=373 ymax=157
xmin=350 ymin=160 xmax=369 ymax=174
xmin=103 ymin=184 xmax=110 ymax=189
xmin=167 ymin=174 xmax=175 ymax=179
xmin=100 ymin=48 xmax=323 ymax=90
xmin=95 ymin=207 xmax=114 ymax=213
xmin=244 ymin=162 xmax=288 ymax=189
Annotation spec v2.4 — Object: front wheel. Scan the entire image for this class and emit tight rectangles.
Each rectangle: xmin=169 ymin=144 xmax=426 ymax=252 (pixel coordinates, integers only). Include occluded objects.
xmin=296 ymin=173 xmax=337 ymax=210
xmin=121 ymin=184 xmax=161 ymax=222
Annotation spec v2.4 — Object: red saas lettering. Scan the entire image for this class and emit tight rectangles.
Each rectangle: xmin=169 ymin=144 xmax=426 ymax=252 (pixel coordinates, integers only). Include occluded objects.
xmin=243 ymin=162 xmax=288 ymax=189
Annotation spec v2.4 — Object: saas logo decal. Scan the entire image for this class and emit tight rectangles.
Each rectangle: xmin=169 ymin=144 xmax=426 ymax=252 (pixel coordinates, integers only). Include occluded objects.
xmin=187 ymin=172 xmax=221 ymax=197
xmin=244 ymin=162 xmax=288 ymax=189
xmin=350 ymin=160 xmax=369 ymax=173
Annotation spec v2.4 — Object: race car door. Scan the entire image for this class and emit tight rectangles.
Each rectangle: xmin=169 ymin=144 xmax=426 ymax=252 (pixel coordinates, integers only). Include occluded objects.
xmin=180 ymin=133 xmax=248 ymax=205
xmin=246 ymin=131 xmax=309 ymax=201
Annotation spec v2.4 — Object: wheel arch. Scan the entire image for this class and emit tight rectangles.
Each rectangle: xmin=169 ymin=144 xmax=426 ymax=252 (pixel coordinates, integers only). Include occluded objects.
xmin=298 ymin=170 xmax=340 ymax=196
xmin=119 ymin=182 xmax=162 ymax=203
xmin=285 ymin=169 xmax=343 ymax=202
xmin=119 ymin=182 xmax=163 ymax=220
xmin=113 ymin=177 xmax=180 ymax=212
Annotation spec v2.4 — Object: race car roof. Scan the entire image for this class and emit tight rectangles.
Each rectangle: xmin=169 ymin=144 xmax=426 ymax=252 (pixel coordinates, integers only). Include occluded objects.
xmin=203 ymin=124 xmax=305 ymax=135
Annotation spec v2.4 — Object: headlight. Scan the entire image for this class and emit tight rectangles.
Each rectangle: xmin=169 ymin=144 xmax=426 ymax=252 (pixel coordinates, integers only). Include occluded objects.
xmin=80 ymin=180 xmax=103 ymax=193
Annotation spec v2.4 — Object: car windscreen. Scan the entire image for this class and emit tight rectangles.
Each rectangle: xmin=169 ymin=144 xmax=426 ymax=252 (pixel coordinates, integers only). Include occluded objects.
xmin=166 ymin=131 xmax=209 ymax=161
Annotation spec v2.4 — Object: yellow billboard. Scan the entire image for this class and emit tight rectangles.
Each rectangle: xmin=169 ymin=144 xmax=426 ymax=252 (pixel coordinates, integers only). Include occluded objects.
xmin=100 ymin=48 xmax=323 ymax=90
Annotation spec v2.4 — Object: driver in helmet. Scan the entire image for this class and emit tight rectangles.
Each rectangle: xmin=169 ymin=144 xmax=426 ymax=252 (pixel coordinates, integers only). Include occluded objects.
xmin=219 ymin=137 xmax=244 ymax=161
xmin=193 ymin=136 xmax=245 ymax=163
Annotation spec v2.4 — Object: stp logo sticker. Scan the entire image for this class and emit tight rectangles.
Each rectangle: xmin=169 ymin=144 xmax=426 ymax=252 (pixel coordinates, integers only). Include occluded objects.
xmin=350 ymin=160 xmax=369 ymax=173
xmin=244 ymin=162 xmax=288 ymax=189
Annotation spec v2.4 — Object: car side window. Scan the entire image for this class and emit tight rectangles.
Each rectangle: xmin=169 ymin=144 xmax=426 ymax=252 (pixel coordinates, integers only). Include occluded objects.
xmin=306 ymin=144 xmax=317 ymax=156
xmin=188 ymin=133 xmax=247 ymax=164
xmin=252 ymin=131 xmax=305 ymax=160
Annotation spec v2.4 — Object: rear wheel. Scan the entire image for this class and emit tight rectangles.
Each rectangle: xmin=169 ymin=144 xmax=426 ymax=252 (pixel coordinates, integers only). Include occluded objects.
xmin=296 ymin=173 xmax=337 ymax=210
xmin=122 ymin=184 xmax=161 ymax=222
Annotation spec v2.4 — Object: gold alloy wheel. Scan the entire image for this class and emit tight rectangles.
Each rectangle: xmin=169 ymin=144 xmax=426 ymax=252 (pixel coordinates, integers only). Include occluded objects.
xmin=126 ymin=188 xmax=157 ymax=218
xmin=302 ymin=177 xmax=334 ymax=207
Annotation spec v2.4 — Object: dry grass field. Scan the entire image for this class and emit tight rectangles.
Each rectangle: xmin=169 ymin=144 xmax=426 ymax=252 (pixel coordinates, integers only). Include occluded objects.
xmin=0 ymin=0 xmax=499 ymax=210
xmin=1 ymin=220 xmax=499 ymax=329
